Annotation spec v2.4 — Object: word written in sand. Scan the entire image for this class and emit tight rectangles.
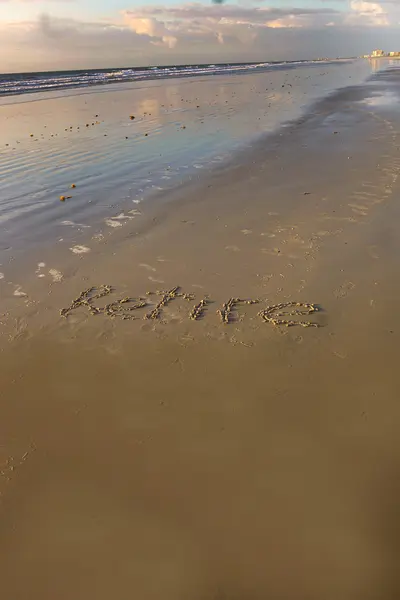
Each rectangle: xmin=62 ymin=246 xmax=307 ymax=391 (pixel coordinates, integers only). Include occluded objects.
xmin=60 ymin=285 xmax=321 ymax=328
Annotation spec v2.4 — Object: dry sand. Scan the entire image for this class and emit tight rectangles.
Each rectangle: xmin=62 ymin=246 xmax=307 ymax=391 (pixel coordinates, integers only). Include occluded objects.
xmin=1 ymin=73 xmax=400 ymax=598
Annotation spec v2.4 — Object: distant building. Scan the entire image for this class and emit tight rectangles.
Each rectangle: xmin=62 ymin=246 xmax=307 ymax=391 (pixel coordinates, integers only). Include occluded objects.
xmin=363 ymin=49 xmax=400 ymax=59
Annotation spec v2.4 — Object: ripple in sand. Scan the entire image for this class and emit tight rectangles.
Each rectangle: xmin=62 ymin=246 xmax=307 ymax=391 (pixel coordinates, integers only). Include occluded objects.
xmin=139 ymin=263 xmax=157 ymax=272
xmin=368 ymin=246 xmax=380 ymax=259
xmin=70 ymin=245 xmax=90 ymax=254
xmin=61 ymin=220 xmax=91 ymax=228
xmin=334 ymin=281 xmax=355 ymax=299
xmin=112 ymin=212 xmax=136 ymax=221
xmin=13 ymin=285 xmax=27 ymax=297
xmin=348 ymin=203 xmax=368 ymax=216
xmin=315 ymin=230 xmax=334 ymax=237
xmin=262 ymin=248 xmax=282 ymax=256
xmin=104 ymin=219 xmax=122 ymax=228
xmin=35 ymin=262 xmax=46 ymax=278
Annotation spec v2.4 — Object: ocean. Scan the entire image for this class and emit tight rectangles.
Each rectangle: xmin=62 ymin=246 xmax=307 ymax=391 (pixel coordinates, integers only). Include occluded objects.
xmin=0 ymin=60 xmax=347 ymax=97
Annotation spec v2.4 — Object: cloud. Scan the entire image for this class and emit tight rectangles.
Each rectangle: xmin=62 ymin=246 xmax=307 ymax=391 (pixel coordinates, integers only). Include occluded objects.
xmin=266 ymin=15 xmax=309 ymax=29
xmin=122 ymin=3 xmax=340 ymax=48
xmin=347 ymin=0 xmax=389 ymax=25
xmin=1 ymin=1 xmax=400 ymax=73
xmin=123 ymin=4 xmax=339 ymax=25
xmin=120 ymin=0 xmax=400 ymax=51
xmin=0 ymin=14 xmax=153 ymax=72
xmin=122 ymin=15 xmax=177 ymax=47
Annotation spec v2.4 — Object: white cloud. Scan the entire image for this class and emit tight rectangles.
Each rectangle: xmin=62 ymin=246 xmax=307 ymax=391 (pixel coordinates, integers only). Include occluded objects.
xmin=122 ymin=3 xmax=340 ymax=48
xmin=347 ymin=1 xmax=389 ymax=26
xmin=266 ymin=15 xmax=313 ymax=29
xmin=123 ymin=15 xmax=178 ymax=47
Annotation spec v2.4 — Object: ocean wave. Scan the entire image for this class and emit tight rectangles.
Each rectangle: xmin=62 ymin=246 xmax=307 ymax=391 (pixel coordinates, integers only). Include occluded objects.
xmin=0 ymin=60 xmax=338 ymax=98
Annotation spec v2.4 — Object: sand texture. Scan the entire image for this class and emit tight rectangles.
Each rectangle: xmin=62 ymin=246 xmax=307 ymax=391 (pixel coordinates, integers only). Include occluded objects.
xmin=1 ymin=67 xmax=400 ymax=599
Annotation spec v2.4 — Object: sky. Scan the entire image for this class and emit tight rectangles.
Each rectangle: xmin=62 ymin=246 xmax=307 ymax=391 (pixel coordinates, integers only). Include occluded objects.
xmin=0 ymin=0 xmax=400 ymax=73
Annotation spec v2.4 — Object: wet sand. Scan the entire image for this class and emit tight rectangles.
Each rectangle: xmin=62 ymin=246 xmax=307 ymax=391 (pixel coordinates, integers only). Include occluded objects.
xmin=0 ymin=59 xmax=371 ymax=263
xmin=2 ymin=69 xmax=400 ymax=598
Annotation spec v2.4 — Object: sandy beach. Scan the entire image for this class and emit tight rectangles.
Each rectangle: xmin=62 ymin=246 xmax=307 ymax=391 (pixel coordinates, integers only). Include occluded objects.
xmin=1 ymin=63 xmax=400 ymax=598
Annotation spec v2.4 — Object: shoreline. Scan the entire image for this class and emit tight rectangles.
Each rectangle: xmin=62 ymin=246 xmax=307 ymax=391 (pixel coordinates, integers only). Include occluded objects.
xmin=0 ymin=59 xmax=375 ymax=287
xmin=0 ymin=58 xmax=353 ymax=99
